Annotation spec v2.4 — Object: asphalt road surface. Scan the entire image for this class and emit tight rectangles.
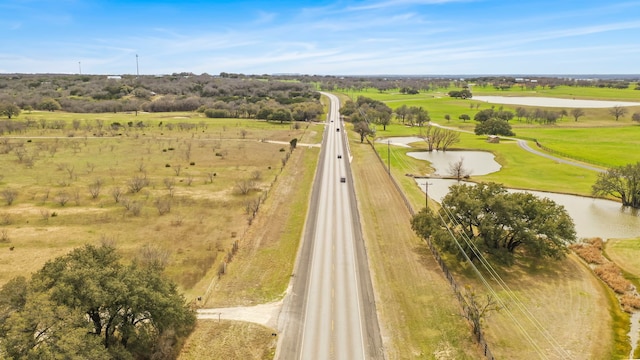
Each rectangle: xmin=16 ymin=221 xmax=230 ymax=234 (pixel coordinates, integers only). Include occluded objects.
xmin=277 ymin=93 xmax=383 ymax=359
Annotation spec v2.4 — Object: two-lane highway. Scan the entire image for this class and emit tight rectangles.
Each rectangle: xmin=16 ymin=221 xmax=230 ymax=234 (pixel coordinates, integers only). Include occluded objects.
xmin=277 ymin=92 xmax=383 ymax=359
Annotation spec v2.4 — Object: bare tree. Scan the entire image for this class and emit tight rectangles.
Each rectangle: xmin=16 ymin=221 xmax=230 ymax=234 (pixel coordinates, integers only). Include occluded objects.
xmin=240 ymin=129 xmax=248 ymax=139
xmin=235 ymin=179 xmax=255 ymax=195
xmin=64 ymin=164 xmax=75 ymax=180
xmin=461 ymin=287 xmax=501 ymax=337
xmin=570 ymin=108 xmax=585 ymax=122
xmin=1 ymin=188 xmax=18 ymax=206
xmin=163 ymin=178 xmax=176 ymax=197
xmin=73 ymin=187 xmax=81 ymax=205
xmin=14 ymin=147 xmax=27 ymax=163
xmin=137 ymin=243 xmax=170 ymax=269
xmin=127 ymin=175 xmax=149 ymax=193
xmin=56 ymin=191 xmax=70 ymax=206
xmin=154 ymin=197 xmax=172 ymax=215
xmin=440 ymin=129 xmax=461 ymax=151
xmin=40 ymin=209 xmax=50 ymax=221
xmin=111 ymin=186 xmax=123 ymax=203
xmin=609 ymin=105 xmax=628 ymax=121
xmin=633 ymin=112 xmax=640 ymax=123
xmin=173 ymin=164 xmax=182 ymax=176
xmin=121 ymin=198 xmax=143 ymax=216
xmin=0 ymin=229 xmax=9 ymax=243
xmin=88 ymin=178 xmax=103 ymax=199
xmin=184 ymin=142 xmax=192 ymax=162
xmin=448 ymin=157 xmax=471 ymax=181
xmin=48 ymin=143 xmax=58 ymax=157
xmin=244 ymin=197 xmax=262 ymax=217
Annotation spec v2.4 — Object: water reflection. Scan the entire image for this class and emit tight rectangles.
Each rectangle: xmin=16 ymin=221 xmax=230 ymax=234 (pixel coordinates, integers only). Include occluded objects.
xmin=407 ymin=151 xmax=501 ymax=176
xmin=381 ymin=136 xmax=640 ymax=239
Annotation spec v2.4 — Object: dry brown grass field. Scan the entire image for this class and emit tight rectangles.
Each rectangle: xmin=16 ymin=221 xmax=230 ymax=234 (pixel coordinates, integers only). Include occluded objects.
xmin=0 ymin=104 xmax=626 ymax=359
xmin=349 ymin=133 xmax=483 ymax=359
xmin=179 ymin=320 xmax=276 ymax=360
xmin=346 ymin=124 xmax=618 ymax=358
xmin=0 ymin=111 xmax=322 ymax=303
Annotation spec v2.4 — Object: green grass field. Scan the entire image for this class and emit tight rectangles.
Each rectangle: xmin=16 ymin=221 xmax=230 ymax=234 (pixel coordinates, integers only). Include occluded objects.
xmin=343 ymin=84 xmax=640 ymax=358
xmin=341 ymin=86 xmax=640 ymax=127
xmin=342 ymin=85 xmax=640 ymax=195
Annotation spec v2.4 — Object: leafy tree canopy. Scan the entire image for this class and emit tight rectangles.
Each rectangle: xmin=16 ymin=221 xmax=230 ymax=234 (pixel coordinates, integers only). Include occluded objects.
xmin=592 ymin=161 xmax=640 ymax=208
xmin=0 ymin=244 xmax=196 ymax=360
xmin=412 ymin=182 xmax=576 ymax=264
xmin=474 ymin=118 xmax=515 ymax=136
xmin=0 ymin=103 xmax=20 ymax=119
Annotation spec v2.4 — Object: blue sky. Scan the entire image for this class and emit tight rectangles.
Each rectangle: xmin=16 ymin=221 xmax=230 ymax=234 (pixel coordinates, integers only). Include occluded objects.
xmin=2 ymin=0 xmax=640 ymax=75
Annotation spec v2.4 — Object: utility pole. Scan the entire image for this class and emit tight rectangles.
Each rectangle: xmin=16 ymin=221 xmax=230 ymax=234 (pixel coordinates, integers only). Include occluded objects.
xmin=78 ymin=61 xmax=81 ymax=75
xmin=136 ymin=54 xmax=139 ymax=78
xmin=424 ymin=181 xmax=433 ymax=209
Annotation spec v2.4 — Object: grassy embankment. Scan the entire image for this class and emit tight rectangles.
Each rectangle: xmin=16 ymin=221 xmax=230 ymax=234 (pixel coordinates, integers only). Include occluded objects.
xmin=340 ymin=86 xmax=637 ymax=358
xmin=603 ymin=239 xmax=640 ymax=358
xmin=349 ymin=130 xmax=483 ymax=359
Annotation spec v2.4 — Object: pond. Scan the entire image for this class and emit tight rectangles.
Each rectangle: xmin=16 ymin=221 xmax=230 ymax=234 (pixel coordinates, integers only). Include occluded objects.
xmin=407 ymin=150 xmax=501 ymax=176
xmin=416 ymin=178 xmax=640 ymax=240
xmin=473 ymin=96 xmax=640 ymax=108
xmin=379 ymin=136 xmax=640 ymax=240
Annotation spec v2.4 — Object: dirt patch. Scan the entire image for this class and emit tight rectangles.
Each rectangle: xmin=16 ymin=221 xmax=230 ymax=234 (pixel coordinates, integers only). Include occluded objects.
xmin=197 ymin=300 xmax=282 ymax=328
xmin=2 ymin=203 xmax=109 ymax=216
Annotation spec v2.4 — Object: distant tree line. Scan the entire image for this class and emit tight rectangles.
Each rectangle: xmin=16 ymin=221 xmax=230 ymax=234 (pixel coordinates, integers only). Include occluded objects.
xmin=0 ymin=74 xmax=323 ymax=121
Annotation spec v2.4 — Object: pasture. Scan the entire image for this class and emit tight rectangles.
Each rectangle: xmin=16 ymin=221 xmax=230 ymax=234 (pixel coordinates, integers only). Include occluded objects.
xmin=0 ymin=111 xmax=323 ymax=304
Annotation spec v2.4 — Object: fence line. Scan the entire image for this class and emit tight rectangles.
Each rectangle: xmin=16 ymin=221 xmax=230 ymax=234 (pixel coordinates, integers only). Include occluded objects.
xmin=366 ymin=138 xmax=495 ymax=360
xmin=534 ymin=140 xmax=609 ymax=168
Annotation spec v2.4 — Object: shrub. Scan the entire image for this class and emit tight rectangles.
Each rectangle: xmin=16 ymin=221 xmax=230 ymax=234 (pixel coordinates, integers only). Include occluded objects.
xmin=593 ymin=263 xmax=631 ymax=294
xmin=569 ymin=240 xmax=604 ymax=265
xmin=620 ymin=294 xmax=640 ymax=312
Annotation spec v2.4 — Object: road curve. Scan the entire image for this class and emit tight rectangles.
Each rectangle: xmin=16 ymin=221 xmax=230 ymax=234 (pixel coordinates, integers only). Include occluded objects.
xmin=276 ymin=93 xmax=383 ymax=359
xmin=515 ymin=139 xmax=605 ymax=173
xmin=430 ymin=122 xmax=607 ymax=173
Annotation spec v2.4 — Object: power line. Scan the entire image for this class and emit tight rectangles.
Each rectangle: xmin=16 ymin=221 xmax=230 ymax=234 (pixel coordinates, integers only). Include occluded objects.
xmin=436 ymin=204 xmax=572 ymax=359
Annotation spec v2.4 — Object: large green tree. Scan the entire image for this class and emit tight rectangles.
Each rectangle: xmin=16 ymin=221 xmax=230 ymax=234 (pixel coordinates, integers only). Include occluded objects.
xmin=38 ymin=98 xmax=62 ymax=112
xmin=474 ymin=118 xmax=515 ymax=136
xmin=0 ymin=103 xmax=20 ymax=119
xmin=412 ymin=182 xmax=576 ymax=263
xmin=0 ymin=244 xmax=196 ymax=360
xmin=592 ymin=162 xmax=640 ymax=208
xmin=353 ymin=120 xmax=374 ymax=143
